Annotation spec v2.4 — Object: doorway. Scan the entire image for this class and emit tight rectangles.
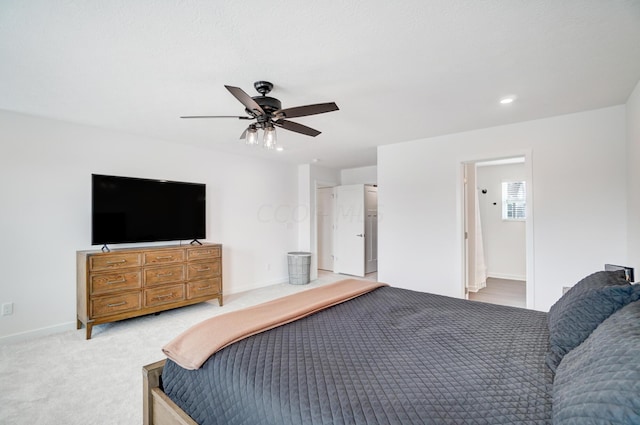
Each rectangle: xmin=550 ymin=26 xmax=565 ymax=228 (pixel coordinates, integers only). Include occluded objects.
xmin=316 ymin=184 xmax=378 ymax=278
xmin=462 ymin=156 xmax=533 ymax=309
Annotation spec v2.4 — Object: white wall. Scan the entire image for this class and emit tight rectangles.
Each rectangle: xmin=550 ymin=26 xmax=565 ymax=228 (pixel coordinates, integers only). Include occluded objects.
xmin=627 ymin=80 xmax=640 ymax=277
xmin=297 ymin=164 xmax=341 ymax=280
xmin=341 ymin=165 xmax=377 ymax=185
xmin=378 ymin=106 xmax=627 ymax=311
xmin=476 ymin=163 xmax=526 ymax=280
xmin=297 ymin=164 xmax=312 ymax=252
xmin=0 ymin=110 xmax=298 ymax=340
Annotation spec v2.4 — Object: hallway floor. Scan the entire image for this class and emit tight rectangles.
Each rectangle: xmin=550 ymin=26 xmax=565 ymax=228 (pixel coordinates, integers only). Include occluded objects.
xmin=468 ymin=277 xmax=526 ymax=308
xmin=318 ymin=269 xmax=378 ymax=281
xmin=318 ymin=271 xmax=525 ymax=309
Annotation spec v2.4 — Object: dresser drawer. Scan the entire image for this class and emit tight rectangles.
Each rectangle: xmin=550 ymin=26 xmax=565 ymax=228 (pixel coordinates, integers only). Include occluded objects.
xmin=91 ymin=292 xmax=141 ymax=318
xmin=90 ymin=271 xmax=142 ymax=295
xmin=187 ymin=246 xmax=221 ymax=261
xmin=187 ymin=278 xmax=221 ymax=299
xmin=144 ymin=284 xmax=185 ymax=307
xmin=144 ymin=265 xmax=185 ymax=287
xmin=187 ymin=259 xmax=220 ymax=280
xmin=143 ymin=249 xmax=184 ymax=265
xmin=89 ymin=253 xmax=141 ymax=271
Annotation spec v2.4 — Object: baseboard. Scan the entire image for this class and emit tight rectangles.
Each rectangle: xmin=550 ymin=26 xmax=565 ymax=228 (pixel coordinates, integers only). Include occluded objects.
xmin=0 ymin=321 xmax=76 ymax=345
xmin=225 ymin=276 xmax=289 ymax=295
xmin=487 ymin=272 xmax=526 ymax=281
xmin=1 ymin=276 xmax=293 ymax=344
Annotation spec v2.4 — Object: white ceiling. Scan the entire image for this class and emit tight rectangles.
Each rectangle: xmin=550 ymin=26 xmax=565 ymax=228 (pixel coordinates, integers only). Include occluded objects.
xmin=1 ymin=1 xmax=640 ymax=169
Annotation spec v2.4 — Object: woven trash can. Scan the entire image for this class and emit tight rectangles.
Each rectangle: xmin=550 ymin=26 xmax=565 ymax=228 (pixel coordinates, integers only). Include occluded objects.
xmin=287 ymin=252 xmax=311 ymax=285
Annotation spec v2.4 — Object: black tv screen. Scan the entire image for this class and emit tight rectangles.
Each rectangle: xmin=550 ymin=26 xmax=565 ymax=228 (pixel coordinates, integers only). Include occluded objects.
xmin=92 ymin=174 xmax=206 ymax=245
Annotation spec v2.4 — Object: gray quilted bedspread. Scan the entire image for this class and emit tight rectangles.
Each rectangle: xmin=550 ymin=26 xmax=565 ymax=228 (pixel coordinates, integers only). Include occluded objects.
xmin=162 ymin=286 xmax=552 ymax=425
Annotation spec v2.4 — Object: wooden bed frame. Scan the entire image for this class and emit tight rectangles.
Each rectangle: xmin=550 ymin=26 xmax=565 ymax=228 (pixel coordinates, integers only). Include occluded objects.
xmin=143 ymin=360 xmax=197 ymax=425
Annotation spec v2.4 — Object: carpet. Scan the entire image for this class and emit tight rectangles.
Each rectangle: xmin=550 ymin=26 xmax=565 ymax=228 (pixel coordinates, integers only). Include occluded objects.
xmin=0 ymin=273 xmax=355 ymax=425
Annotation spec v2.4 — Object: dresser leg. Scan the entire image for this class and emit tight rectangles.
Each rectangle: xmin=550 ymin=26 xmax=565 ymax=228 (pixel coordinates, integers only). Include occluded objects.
xmin=77 ymin=319 xmax=82 ymax=330
xmin=86 ymin=323 xmax=93 ymax=340
xmin=218 ymin=294 xmax=224 ymax=307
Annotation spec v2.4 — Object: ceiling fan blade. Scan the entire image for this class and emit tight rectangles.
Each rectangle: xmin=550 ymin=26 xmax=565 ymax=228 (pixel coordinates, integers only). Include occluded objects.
xmin=274 ymin=119 xmax=321 ymax=137
xmin=180 ymin=115 xmax=252 ymax=119
xmin=274 ymin=102 xmax=339 ymax=119
xmin=225 ymin=85 xmax=265 ymax=116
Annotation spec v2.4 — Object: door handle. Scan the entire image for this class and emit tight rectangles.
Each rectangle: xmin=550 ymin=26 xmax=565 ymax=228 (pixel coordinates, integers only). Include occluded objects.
xmin=356 ymin=234 xmax=364 ymax=237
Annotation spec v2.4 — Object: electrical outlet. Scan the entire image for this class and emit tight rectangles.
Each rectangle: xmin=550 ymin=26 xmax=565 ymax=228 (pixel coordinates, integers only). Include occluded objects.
xmin=2 ymin=302 xmax=13 ymax=316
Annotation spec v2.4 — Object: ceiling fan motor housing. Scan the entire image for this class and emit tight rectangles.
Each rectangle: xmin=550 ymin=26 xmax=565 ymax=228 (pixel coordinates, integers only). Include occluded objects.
xmin=248 ymin=96 xmax=282 ymax=119
xmin=248 ymin=81 xmax=281 ymax=119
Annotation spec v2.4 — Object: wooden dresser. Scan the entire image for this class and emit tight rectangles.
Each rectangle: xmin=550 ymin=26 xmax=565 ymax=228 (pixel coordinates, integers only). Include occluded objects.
xmin=77 ymin=243 xmax=222 ymax=339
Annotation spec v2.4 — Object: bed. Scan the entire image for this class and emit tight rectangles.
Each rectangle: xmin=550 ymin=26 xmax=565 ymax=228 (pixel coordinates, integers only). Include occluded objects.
xmin=143 ymin=273 xmax=640 ymax=425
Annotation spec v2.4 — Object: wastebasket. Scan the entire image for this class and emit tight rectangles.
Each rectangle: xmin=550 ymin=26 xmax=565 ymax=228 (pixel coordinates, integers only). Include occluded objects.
xmin=287 ymin=252 xmax=311 ymax=285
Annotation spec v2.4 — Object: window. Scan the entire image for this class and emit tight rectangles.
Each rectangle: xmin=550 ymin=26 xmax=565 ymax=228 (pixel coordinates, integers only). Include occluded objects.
xmin=502 ymin=181 xmax=526 ymax=220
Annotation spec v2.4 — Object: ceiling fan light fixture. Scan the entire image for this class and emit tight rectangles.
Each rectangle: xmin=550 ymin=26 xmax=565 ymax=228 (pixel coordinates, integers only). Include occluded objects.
xmin=263 ymin=125 xmax=277 ymax=150
xmin=245 ymin=125 xmax=259 ymax=145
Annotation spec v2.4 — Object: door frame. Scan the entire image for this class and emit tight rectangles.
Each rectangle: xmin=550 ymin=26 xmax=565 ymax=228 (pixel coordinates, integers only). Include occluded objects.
xmin=459 ymin=150 xmax=535 ymax=309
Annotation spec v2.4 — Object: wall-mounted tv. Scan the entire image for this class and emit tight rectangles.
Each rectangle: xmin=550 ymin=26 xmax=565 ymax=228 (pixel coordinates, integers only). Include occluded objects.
xmin=92 ymin=174 xmax=206 ymax=246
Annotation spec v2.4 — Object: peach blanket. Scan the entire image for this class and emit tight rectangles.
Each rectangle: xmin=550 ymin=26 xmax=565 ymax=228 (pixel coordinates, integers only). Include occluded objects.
xmin=163 ymin=279 xmax=388 ymax=370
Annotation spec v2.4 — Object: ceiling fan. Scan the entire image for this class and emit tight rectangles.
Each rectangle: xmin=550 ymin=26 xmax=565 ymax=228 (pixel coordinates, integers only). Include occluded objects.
xmin=181 ymin=81 xmax=339 ymax=149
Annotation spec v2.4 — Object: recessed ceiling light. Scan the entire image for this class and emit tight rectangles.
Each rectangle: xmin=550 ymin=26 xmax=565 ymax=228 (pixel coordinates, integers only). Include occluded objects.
xmin=276 ymin=146 xmax=284 ymax=152
xmin=499 ymin=96 xmax=516 ymax=105
xmin=312 ymin=158 xmax=320 ymax=163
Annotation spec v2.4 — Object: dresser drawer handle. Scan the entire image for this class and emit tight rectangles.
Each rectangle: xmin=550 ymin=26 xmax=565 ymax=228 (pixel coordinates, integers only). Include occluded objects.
xmin=195 ymin=285 xmax=212 ymax=291
xmin=195 ymin=267 xmax=210 ymax=272
xmin=193 ymin=250 xmax=213 ymax=257
xmin=107 ymin=301 xmax=127 ymax=308
xmin=106 ymin=259 xmax=127 ymax=265
xmin=156 ymin=272 xmax=174 ymax=277
xmin=154 ymin=293 xmax=174 ymax=300
xmin=155 ymin=256 xmax=174 ymax=260
xmin=106 ymin=278 xmax=126 ymax=285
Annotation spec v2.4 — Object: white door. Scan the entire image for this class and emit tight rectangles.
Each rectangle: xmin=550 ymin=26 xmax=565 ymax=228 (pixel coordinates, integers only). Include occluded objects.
xmin=317 ymin=187 xmax=334 ymax=271
xmin=334 ymin=184 xmax=365 ymax=277
xmin=365 ymin=186 xmax=378 ymax=273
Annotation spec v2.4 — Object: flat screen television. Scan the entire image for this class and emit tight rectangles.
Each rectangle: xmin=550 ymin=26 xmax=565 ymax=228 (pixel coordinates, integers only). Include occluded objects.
xmin=92 ymin=174 xmax=206 ymax=246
